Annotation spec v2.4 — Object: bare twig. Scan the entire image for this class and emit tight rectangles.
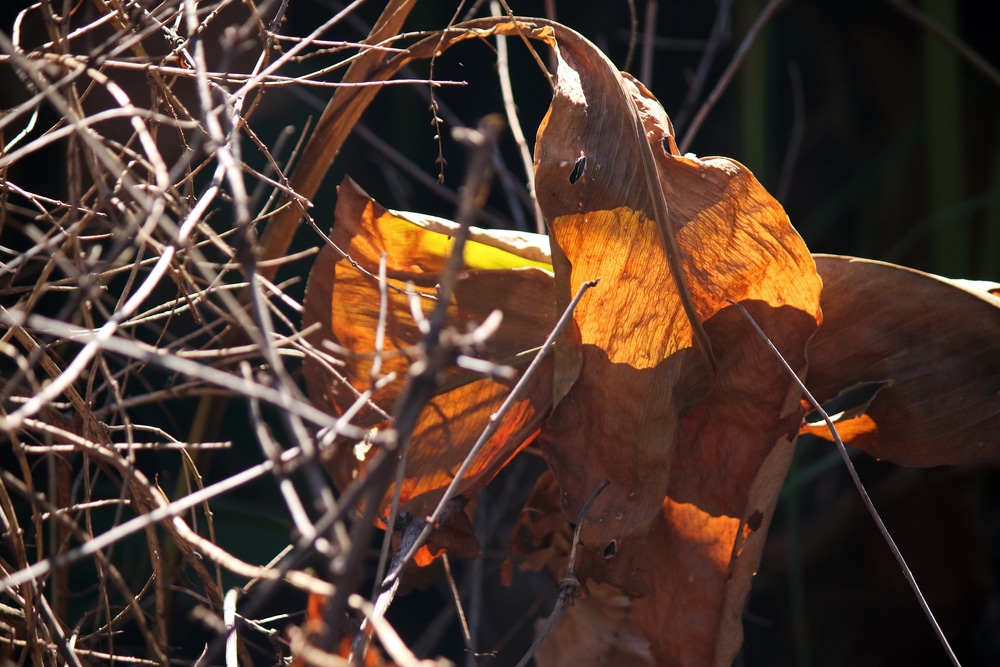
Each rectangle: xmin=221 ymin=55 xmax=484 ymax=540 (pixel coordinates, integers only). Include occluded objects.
xmin=383 ymin=277 xmax=600 ymax=586
xmin=0 ymin=2 xmax=418 ymax=664
xmin=254 ymin=0 xmax=418 ymax=283
xmin=776 ymin=61 xmax=805 ymax=203
xmin=624 ymin=0 xmax=639 ymax=73
xmin=441 ymin=553 xmax=475 ymax=657
xmin=320 ymin=115 xmax=508 ymax=660
xmin=672 ymin=0 xmax=732 ymax=133
xmin=640 ymin=0 xmax=658 ymax=86
xmin=514 ymin=479 xmax=609 ymax=667
xmin=490 ymin=1 xmax=545 ymax=234
xmin=728 ymin=299 xmax=961 ymax=667
xmin=680 ymin=0 xmax=786 ymax=154
xmin=0 ymin=433 xmax=329 ymax=597
xmin=883 ymin=0 xmax=1000 ymax=91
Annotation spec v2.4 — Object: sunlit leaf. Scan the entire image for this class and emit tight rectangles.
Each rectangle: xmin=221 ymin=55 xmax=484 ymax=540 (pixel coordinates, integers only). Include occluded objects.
xmin=532 ymin=24 xmax=822 ymax=645
xmin=302 ymin=178 xmax=557 ymax=528
xmin=305 ymin=19 xmax=825 ymax=666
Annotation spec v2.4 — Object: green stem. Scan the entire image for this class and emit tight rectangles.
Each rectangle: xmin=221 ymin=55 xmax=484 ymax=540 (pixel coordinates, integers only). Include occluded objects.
xmin=921 ymin=0 xmax=968 ymax=275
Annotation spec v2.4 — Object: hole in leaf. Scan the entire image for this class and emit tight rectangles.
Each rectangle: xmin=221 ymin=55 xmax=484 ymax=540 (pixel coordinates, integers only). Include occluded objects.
xmin=569 ymin=155 xmax=586 ymax=184
xmin=602 ymin=540 xmax=617 ymax=559
xmin=804 ymin=380 xmax=891 ymax=426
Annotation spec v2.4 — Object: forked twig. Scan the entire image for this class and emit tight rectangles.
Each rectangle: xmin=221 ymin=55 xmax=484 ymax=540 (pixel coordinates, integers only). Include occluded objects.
xmin=728 ymin=299 xmax=961 ymax=667
xmin=514 ymin=478 xmax=610 ymax=667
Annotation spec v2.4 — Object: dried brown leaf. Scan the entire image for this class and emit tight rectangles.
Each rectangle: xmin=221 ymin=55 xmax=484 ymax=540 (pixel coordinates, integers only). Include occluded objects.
xmin=533 ymin=22 xmax=822 ymax=616
xmin=803 ymin=255 xmax=1000 ymax=465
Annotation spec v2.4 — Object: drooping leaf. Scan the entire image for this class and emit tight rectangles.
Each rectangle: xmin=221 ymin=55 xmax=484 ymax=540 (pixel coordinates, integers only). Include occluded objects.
xmin=532 ymin=19 xmax=822 ymax=621
xmin=302 ymin=178 xmax=557 ymax=532
xmin=802 ymin=255 xmax=1000 ymax=465
xmin=534 ymin=27 xmax=713 ymax=596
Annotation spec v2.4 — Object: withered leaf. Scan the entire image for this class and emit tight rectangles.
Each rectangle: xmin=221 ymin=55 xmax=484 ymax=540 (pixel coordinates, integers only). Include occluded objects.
xmin=302 ymin=177 xmax=557 ymax=530
xmin=803 ymin=255 xmax=1000 ymax=465
xmin=532 ymin=19 xmax=822 ymax=614
xmin=302 ymin=18 xmax=825 ymax=667
xmin=534 ymin=582 xmax=655 ymax=667
xmin=503 ymin=470 xmax=572 ymax=585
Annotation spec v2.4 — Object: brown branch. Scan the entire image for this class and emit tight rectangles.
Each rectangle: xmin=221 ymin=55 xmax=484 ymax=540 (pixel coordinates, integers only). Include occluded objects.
xmin=679 ymin=0 xmax=786 ymax=154
xmin=254 ymin=0 xmax=418 ymax=282
xmin=514 ymin=479 xmax=609 ymax=667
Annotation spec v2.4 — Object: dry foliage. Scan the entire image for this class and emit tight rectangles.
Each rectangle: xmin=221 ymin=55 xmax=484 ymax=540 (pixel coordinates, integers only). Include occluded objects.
xmin=1 ymin=2 xmax=999 ymax=667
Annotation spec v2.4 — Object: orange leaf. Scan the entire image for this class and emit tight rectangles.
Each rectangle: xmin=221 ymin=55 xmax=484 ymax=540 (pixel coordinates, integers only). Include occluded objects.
xmin=302 ymin=178 xmax=557 ymax=530
xmin=301 ymin=19 xmax=825 ymax=666
xmin=533 ymin=21 xmax=822 ymax=608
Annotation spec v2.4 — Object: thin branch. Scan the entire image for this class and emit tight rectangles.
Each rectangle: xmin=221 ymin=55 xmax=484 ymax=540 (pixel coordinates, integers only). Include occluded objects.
xmin=623 ymin=0 xmax=639 ymax=73
xmin=672 ymin=0 xmax=732 ymax=133
xmin=514 ymin=479 xmax=609 ymax=667
xmin=490 ymin=0 xmax=545 ymax=234
xmin=0 ymin=434 xmax=327 ymax=597
xmin=383 ymin=277 xmax=600 ymax=586
xmin=883 ymin=0 xmax=1000 ymax=91
xmin=441 ymin=553 xmax=475 ymax=658
xmin=0 ymin=309 xmax=363 ymax=438
xmin=640 ymin=0 xmax=658 ymax=86
xmin=728 ymin=299 xmax=961 ymax=667
xmin=680 ymin=0 xmax=785 ymax=154
xmin=776 ymin=61 xmax=805 ymax=203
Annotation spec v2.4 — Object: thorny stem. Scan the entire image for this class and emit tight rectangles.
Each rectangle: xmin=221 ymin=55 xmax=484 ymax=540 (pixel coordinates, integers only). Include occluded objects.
xmin=729 ymin=299 xmax=962 ymax=667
